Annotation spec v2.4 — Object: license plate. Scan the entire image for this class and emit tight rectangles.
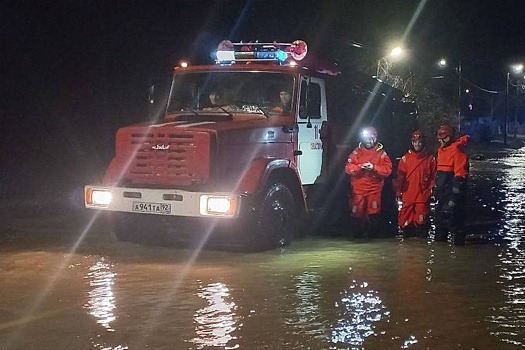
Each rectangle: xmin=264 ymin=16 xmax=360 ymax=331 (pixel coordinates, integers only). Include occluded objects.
xmin=132 ymin=202 xmax=171 ymax=214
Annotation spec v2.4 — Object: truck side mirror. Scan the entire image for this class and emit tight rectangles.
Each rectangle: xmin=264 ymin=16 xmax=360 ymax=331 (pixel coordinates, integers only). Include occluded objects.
xmin=148 ymin=81 xmax=155 ymax=104
xmin=147 ymin=79 xmax=156 ymax=119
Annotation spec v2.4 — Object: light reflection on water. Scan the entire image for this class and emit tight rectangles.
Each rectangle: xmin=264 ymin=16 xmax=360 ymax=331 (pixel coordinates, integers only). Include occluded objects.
xmin=84 ymin=258 xmax=117 ymax=331
xmin=84 ymin=257 xmax=129 ymax=350
xmin=286 ymin=271 xmax=327 ymax=338
xmin=190 ymin=281 xmax=240 ymax=349
xmin=426 ymin=248 xmax=434 ymax=282
xmin=489 ymin=149 xmax=525 ymax=347
xmin=330 ymin=279 xmax=391 ymax=348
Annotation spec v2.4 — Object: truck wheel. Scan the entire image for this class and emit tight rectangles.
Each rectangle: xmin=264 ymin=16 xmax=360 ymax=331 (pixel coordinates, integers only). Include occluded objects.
xmin=254 ymin=181 xmax=297 ymax=249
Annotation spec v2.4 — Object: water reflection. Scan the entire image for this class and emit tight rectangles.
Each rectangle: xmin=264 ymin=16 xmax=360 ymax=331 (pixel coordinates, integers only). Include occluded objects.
xmin=330 ymin=279 xmax=390 ymax=348
xmin=190 ymin=281 xmax=240 ymax=349
xmin=489 ymin=149 xmax=525 ymax=347
xmin=285 ymin=271 xmax=327 ymax=338
xmin=401 ymin=335 xmax=418 ymax=349
xmin=426 ymin=248 xmax=434 ymax=282
xmin=84 ymin=258 xmax=117 ymax=331
xmin=84 ymin=257 xmax=128 ymax=350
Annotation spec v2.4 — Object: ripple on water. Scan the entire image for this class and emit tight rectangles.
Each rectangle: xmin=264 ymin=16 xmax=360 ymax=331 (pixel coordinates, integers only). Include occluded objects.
xmin=84 ymin=258 xmax=117 ymax=331
xmin=330 ymin=280 xmax=391 ymax=348
xmin=488 ymin=148 xmax=525 ymax=347
xmin=189 ymin=282 xmax=240 ymax=349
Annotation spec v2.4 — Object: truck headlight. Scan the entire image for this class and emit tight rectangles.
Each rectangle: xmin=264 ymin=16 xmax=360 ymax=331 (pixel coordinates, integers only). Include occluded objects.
xmin=199 ymin=195 xmax=238 ymax=217
xmin=85 ymin=187 xmax=112 ymax=207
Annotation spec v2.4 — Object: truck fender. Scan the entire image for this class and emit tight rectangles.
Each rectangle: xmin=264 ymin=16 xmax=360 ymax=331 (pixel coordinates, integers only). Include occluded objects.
xmin=237 ymin=158 xmax=301 ymax=197
xmin=237 ymin=157 xmax=308 ymax=233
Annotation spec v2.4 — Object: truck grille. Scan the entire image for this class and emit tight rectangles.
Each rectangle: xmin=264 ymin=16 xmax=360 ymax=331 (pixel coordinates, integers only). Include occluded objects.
xmin=126 ymin=130 xmax=211 ymax=186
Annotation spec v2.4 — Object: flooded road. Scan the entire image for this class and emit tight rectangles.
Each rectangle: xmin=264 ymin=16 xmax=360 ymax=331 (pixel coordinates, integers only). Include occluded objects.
xmin=0 ymin=146 xmax=524 ymax=349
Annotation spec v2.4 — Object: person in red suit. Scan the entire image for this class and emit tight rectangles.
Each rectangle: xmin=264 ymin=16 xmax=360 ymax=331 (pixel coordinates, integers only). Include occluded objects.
xmin=345 ymin=126 xmax=393 ymax=237
xmin=434 ymin=124 xmax=469 ymax=245
xmin=393 ymin=130 xmax=436 ymax=238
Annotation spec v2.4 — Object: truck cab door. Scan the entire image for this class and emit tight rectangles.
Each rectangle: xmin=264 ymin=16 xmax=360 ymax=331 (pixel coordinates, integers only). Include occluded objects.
xmin=297 ymin=77 xmax=327 ymax=185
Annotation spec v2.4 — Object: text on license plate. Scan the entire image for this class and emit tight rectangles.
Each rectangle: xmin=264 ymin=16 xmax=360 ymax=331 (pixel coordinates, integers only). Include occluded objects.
xmin=132 ymin=202 xmax=171 ymax=214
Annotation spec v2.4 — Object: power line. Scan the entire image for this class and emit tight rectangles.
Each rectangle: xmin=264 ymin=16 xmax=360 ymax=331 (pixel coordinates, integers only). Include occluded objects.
xmin=461 ymin=76 xmax=505 ymax=94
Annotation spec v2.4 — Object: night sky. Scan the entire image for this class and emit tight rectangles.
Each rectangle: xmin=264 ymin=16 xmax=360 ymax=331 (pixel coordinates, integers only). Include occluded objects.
xmin=0 ymin=0 xmax=522 ymax=199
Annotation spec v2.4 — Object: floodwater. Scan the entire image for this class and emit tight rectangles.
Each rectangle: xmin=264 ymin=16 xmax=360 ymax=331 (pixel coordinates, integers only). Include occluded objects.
xmin=0 ymin=146 xmax=524 ymax=349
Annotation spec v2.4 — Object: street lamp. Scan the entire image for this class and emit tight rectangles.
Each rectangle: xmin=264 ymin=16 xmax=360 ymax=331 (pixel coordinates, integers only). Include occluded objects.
xmin=376 ymin=46 xmax=406 ymax=88
xmin=505 ymin=63 xmax=524 ymax=146
xmin=389 ymin=46 xmax=404 ymax=60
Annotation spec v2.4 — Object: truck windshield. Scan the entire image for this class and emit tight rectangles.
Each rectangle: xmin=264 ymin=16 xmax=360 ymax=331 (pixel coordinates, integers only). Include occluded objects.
xmin=166 ymin=71 xmax=295 ymax=116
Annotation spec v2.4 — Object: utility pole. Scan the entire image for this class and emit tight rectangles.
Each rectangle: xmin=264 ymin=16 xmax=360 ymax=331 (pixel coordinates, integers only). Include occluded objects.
xmin=457 ymin=61 xmax=462 ymax=132
xmin=514 ymin=82 xmax=521 ymax=137
xmin=506 ymin=64 xmax=525 ymax=146
xmin=505 ymin=72 xmax=509 ymax=147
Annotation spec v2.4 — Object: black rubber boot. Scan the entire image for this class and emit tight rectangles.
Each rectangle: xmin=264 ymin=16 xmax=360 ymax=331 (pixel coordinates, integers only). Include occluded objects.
xmin=416 ymin=223 xmax=430 ymax=238
xmin=368 ymin=214 xmax=382 ymax=238
xmin=402 ymin=225 xmax=417 ymax=238
xmin=350 ymin=217 xmax=368 ymax=238
xmin=434 ymin=228 xmax=448 ymax=242
xmin=453 ymin=231 xmax=466 ymax=246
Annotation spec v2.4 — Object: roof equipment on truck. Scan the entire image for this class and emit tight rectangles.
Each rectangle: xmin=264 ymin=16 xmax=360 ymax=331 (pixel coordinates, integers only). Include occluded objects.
xmin=215 ymin=40 xmax=308 ymax=65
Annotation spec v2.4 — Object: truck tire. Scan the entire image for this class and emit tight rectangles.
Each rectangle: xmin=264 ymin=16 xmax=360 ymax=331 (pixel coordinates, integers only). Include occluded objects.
xmin=252 ymin=181 xmax=297 ymax=250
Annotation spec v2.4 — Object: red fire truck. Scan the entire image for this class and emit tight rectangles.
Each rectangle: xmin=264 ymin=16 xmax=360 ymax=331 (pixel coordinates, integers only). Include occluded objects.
xmin=85 ymin=40 xmax=416 ymax=250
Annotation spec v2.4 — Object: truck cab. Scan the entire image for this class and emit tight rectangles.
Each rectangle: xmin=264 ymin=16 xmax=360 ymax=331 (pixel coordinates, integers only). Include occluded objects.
xmin=84 ymin=40 xmax=416 ymax=250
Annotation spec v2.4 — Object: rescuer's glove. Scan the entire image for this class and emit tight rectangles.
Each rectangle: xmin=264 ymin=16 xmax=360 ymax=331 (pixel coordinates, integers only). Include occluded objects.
xmin=452 ymin=177 xmax=467 ymax=202
xmin=360 ymin=162 xmax=374 ymax=170
xmin=442 ymin=200 xmax=456 ymax=218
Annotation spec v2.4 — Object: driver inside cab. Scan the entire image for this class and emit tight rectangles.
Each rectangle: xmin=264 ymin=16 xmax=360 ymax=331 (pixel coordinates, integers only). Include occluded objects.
xmin=205 ymin=90 xmax=226 ymax=108
xmin=273 ymin=89 xmax=292 ymax=113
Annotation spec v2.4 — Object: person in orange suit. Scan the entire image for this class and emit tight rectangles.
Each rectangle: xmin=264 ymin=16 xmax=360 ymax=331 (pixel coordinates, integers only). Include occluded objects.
xmin=345 ymin=126 xmax=393 ymax=237
xmin=434 ymin=124 xmax=469 ymax=245
xmin=393 ymin=130 xmax=436 ymax=238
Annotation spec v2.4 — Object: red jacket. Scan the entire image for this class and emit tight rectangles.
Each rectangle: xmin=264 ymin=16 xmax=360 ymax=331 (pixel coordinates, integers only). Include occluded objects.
xmin=393 ymin=149 xmax=436 ymax=203
xmin=437 ymin=135 xmax=469 ymax=178
xmin=345 ymin=143 xmax=392 ymax=195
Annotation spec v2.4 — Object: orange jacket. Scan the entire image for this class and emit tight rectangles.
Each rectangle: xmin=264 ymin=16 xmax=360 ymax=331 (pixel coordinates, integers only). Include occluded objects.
xmin=437 ymin=135 xmax=469 ymax=178
xmin=394 ymin=149 xmax=436 ymax=203
xmin=345 ymin=143 xmax=392 ymax=195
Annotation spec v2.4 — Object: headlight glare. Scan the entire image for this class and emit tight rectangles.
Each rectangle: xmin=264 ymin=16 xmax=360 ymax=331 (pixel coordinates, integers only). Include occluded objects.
xmin=199 ymin=195 xmax=238 ymax=217
xmin=86 ymin=187 xmax=112 ymax=207
xmin=93 ymin=190 xmax=112 ymax=206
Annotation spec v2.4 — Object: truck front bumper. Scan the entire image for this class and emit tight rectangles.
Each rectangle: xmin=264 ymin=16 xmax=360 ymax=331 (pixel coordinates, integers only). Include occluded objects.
xmin=84 ymin=186 xmax=241 ymax=219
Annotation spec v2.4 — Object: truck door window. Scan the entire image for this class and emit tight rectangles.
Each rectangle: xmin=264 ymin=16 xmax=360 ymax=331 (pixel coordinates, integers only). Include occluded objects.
xmin=299 ymin=81 xmax=321 ymax=119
